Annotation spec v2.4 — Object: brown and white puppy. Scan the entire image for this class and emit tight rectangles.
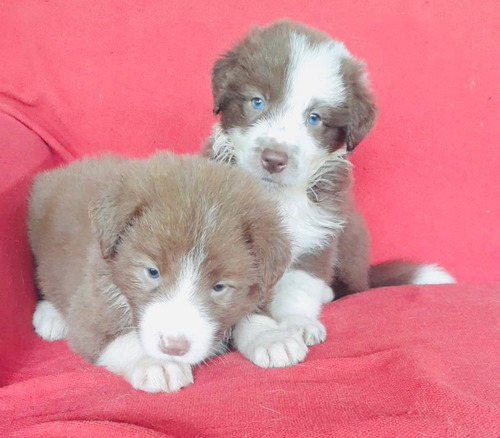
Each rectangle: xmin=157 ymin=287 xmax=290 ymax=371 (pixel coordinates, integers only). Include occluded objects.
xmin=28 ymin=152 xmax=292 ymax=392
xmin=204 ymin=21 xmax=455 ymax=367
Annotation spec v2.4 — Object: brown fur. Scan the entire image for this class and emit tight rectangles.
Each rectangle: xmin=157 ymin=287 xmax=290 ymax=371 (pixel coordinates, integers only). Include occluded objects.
xmin=212 ymin=23 xmax=293 ymax=122
xmin=28 ymin=152 xmax=290 ymax=363
xmin=205 ymin=21 xmax=376 ymax=298
xmin=204 ymin=21 xmax=440 ymax=299
xmin=210 ymin=21 xmax=377 ymax=155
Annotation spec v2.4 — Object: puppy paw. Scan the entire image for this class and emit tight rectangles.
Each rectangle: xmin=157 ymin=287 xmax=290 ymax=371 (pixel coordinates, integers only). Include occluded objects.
xmin=244 ymin=328 xmax=308 ymax=368
xmin=32 ymin=300 xmax=68 ymax=341
xmin=97 ymin=332 xmax=193 ymax=393
xmin=128 ymin=359 xmax=193 ymax=393
xmin=321 ymin=284 xmax=335 ymax=303
xmin=280 ymin=315 xmax=327 ymax=346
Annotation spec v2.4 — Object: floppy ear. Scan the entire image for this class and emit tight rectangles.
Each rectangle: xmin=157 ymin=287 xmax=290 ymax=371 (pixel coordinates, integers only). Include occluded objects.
xmin=211 ymin=51 xmax=239 ymax=115
xmin=243 ymin=214 xmax=291 ymax=307
xmin=341 ymin=58 xmax=377 ymax=152
xmin=88 ymin=174 xmax=146 ymax=260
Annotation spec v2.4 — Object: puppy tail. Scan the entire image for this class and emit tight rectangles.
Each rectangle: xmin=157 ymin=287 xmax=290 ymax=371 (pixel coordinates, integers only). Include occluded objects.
xmin=368 ymin=261 xmax=456 ymax=288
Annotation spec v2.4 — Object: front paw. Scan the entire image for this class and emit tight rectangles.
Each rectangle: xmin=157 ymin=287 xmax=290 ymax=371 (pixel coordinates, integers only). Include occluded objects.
xmin=128 ymin=358 xmax=193 ymax=393
xmin=280 ymin=315 xmax=327 ymax=346
xmin=321 ymin=284 xmax=335 ymax=303
xmin=97 ymin=332 xmax=194 ymax=393
xmin=243 ymin=328 xmax=308 ymax=368
xmin=32 ymin=300 xmax=68 ymax=341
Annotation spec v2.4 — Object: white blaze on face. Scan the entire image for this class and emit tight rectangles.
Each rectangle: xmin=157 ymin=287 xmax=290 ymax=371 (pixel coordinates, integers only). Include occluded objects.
xmin=287 ymin=33 xmax=349 ymax=111
xmin=139 ymin=248 xmax=217 ymax=365
xmin=229 ymin=32 xmax=351 ymax=187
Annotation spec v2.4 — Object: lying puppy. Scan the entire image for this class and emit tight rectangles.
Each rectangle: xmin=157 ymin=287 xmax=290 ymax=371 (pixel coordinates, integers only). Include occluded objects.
xmin=28 ymin=152 xmax=291 ymax=392
xmin=204 ymin=20 xmax=455 ymax=366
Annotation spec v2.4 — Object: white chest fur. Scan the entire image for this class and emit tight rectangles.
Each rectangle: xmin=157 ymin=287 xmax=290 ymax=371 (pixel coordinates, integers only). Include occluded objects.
xmin=274 ymin=188 xmax=343 ymax=262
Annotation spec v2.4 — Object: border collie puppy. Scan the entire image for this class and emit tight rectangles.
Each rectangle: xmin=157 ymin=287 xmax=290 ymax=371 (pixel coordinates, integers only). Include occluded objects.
xmin=204 ymin=20 xmax=455 ymax=367
xmin=28 ymin=152 xmax=291 ymax=392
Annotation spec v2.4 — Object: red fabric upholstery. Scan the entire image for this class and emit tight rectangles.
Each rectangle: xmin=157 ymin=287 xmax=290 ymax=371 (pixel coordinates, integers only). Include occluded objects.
xmin=2 ymin=282 xmax=500 ymax=437
xmin=1 ymin=1 xmax=499 ymax=436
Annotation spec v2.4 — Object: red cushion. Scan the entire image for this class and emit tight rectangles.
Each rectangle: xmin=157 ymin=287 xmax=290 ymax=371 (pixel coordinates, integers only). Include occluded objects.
xmin=0 ymin=114 xmax=59 ymax=361
xmin=1 ymin=1 xmax=499 ymax=436
xmin=1 ymin=283 xmax=499 ymax=437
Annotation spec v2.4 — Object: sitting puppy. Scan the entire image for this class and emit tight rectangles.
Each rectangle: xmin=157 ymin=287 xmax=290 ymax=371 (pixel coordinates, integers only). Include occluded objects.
xmin=204 ymin=21 xmax=455 ymax=367
xmin=28 ymin=152 xmax=291 ymax=392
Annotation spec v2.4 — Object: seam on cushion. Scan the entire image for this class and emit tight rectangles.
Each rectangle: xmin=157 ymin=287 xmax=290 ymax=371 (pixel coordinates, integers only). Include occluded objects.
xmin=0 ymin=104 xmax=77 ymax=162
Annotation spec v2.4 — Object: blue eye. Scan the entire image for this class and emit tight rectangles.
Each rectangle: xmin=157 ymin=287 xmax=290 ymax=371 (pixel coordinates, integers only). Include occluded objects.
xmin=212 ymin=283 xmax=226 ymax=293
xmin=147 ymin=268 xmax=160 ymax=279
xmin=307 ymin=113 xmax=321 ymax=125
xmin=251 ymin=97 xmax=264 ymax=110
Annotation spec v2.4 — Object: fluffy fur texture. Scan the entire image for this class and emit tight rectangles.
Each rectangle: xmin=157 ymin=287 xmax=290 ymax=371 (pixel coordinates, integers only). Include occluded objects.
xmin=204 ymin=21 xmax=456 ymax=361
xmin=28 ymin=152 xmax=291 ymax=392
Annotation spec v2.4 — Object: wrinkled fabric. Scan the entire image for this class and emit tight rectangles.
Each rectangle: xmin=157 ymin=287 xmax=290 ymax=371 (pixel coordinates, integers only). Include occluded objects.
xmin=1 ymin=277 xmax=500 ymax=437
xmin=1 ymin=1 xmax=499 ymax=436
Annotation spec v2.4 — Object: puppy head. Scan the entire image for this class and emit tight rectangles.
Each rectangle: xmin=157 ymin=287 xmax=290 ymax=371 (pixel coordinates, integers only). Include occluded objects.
xmin=210 ymin=20 xmax=376 ymax=189
xmin=90 ymin=154 xmax=290 ymax=365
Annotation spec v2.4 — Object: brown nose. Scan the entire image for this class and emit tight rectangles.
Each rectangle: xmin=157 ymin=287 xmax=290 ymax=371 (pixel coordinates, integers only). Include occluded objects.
xmin=159 ymin=335 xmax=190 ymax=356
xmin=261 ymin=148 xmax=288 ymax=174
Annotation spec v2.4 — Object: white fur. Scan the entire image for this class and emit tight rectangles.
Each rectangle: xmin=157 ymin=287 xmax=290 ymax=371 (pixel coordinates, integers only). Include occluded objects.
xmin=274 ymin=188 xmax=343 ymax=261
xmin=254 ymin=36 xmax=348 ymax=160
xmin=139 ymin=250 xmax=217 ymax=365
xmin=97 ymin=331 xmax=193 ymax=393
xmin=211 ymin=34 xmax=354 ymax=356
xmin=287 ymin=33 xmax=348 ymax=111
xmin=210 ymin=123 xmax=236 ymax=164
xmin=32 ymin=300 xmax=68 ymax=341
xmin=226 ymin=116 xmax=325 ymax=189
xmin=270 ymin=270 xmax=334 ymax=346
xmin=211 ymin=126 xmax=344 ymax=261
xmin=212 ymin=34 xmax=351 ymax=261
xmin=222 ymin=36 xmax=351 ymax=190
xmin=412 ymin=264 xmax=456 ymax=285
xmin=233 ymin=314 xmax=308 ymax=368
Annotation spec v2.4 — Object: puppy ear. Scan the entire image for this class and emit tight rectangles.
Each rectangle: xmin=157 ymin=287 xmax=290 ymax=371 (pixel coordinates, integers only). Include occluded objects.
xmin=211 ymin=57 xmax=228 ymax=115
xmin=89 ymin=171 xmax=147 ymax=259
xmin=211 ymin=51 xmax=238 ymax=115
xmin=243 ymin=214 xmax=291 ymax=307
xmin=341 ymin=58 xmax=377 ymax=152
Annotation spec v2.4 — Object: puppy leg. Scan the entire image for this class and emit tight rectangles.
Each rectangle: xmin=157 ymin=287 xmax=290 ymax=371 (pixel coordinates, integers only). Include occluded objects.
xmin=32 ymin=300 xmax=68 ymax=341
xmin=334 ymin=209 xmax=370 ymax=297
xmin=97 ymin=331 xmax=193 ymax=393
xmin=233 ymin=314 xmax=308 ymax=368
xmin=270 ymin=270 xmax=334 ymax=346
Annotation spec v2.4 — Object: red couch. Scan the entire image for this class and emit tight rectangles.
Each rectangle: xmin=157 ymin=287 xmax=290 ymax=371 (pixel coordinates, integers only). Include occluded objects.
xmin=1 ymin=1 xmax=499 ymax=437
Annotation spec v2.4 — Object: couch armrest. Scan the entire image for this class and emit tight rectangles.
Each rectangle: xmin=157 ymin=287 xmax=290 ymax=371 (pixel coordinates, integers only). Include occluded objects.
xmin=0 ymin=113 xmax=60 ymax=362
